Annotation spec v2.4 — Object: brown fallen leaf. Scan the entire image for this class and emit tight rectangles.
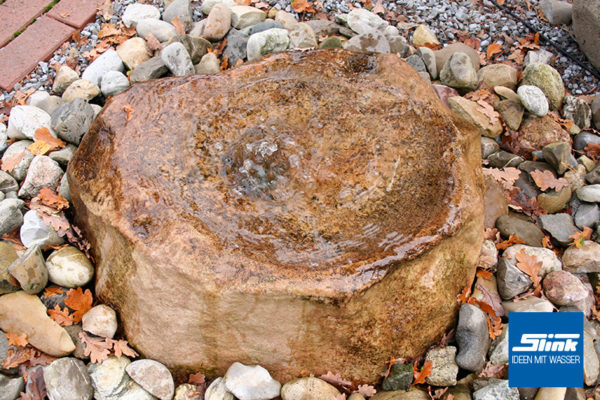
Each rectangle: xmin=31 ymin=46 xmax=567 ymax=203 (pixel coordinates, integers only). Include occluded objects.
xmin=357 ymin=384 xmax=376 ymax=397
xmin=486 ymin=42 xmax=503 ymax=59
xmin=372 ymin=0 xmax=385 ymax=14
xmin=48 ymin=305 xmax=75 ymax=327
xmin=6 ymin=332 xmax=28 ymax=347
xmin=188 ymin=371 xmax=206 ymax=386
xmin=123 ymin=104 xmax=135 ymax=121
xmin=27 ymin=141 xmax=52 ymax=156
xmin=469 ymin=298 xmax=503 ymax=339
xmin=107 ymin=338 xmax=139 ymax=358
xmin=43 ymin=286 xmax=64 ymax=298
xmin=98 ymin=22 xmax=121 ymax=38
xmin=100 ymin=0 xmax=114 ymax=20
xmin=2 ymin=346 xmax=32 ymax=369
xmin=529 ymin=169 xmax=570 ymax=192
xmin=320 ymin=371 xmax=352 ymax=389
xmin=568 ymin=226 xmax=593 ymax=248
xmin=38 ymin=187 xmax=69 ymax=212
xmin=145 ymin=32 xmax=162 ymax=51
xmin=1 ymin=151 xmax=25 ymax=172
xmin=65 ymin=287 xmax=93 ymax=322
xmin=515 ymin=250 xmax=542 ymax=295
xmin=412 ymin=360 xmax=433 ymax=385
xmin=171 ymin=17 xmax=186 ymax=35
xmin=476 ymin=269 xmax=494 ymax=280
xmin=476 ymin=99 xmax=499 ymax=126
xmin=79 ymin=332 xmax=111 ymax=364
xmin=292 ymin=0 xmax=316 ymax=13
xmin=482 ymin=167 xmax=520 ymax=191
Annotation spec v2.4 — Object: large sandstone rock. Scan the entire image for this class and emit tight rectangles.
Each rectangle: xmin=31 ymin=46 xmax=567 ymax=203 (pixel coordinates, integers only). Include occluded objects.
xmin=573 ymin=0 xmax=600 ymax=71
xmin=68 ymin=49 xmax=484 ymax=382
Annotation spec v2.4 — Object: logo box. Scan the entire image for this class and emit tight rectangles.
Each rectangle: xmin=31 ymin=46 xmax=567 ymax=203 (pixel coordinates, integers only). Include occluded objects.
xmin=509 ymin=312 xmax=583 ymax=388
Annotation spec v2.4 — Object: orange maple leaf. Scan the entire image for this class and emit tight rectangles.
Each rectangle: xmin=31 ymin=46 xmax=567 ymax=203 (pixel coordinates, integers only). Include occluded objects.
xmin=106 ymin=338 xmax=139 ymax=358
xmin=43 ymin=286 xmax=64 ymax=298
xmin=469 ymin=298 xmax=503 ymax=339
xmin=48 ymin=305 xmax=75 ymax=327
xmin=486 ymin=42 xmax=503 ymax=59
xmin=123 ymin=104 xmax=135 ymax=121
xmin=515 ymin=250 xmax=542 ymax=295
xmin=2 ymin=347 xmax=32 ymax=369
xmin=6 ymin=332 xmax=28 ymax=347
xmin=65 ymin=287 xmax=93 ymax=322
xmin=34 ymin=127 xmax=65 ymax=150
xmin=458 ymin=277 xmax=473 ymax=304
xmin=413 ymin=360 xmax=433 ymax=385
xmin=79 ymin=332 xmax=111 ymax=364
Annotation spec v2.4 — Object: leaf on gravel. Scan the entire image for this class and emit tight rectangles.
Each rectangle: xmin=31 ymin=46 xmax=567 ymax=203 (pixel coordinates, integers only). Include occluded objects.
xmin=585 ymin=143 xmax=600 ymax=161
xmin=188 ymin=372 xmax=206 ymax=386
xmin=171 ymin=17 xmax=186 ymax=35
xmin=39 ymin=187 xmax=69 ymax=212
xmin=476 ymin=100 xmax=499 ymax=125
xmin=43 ymin=286 xmax=64 ymax=298
xmin=515 ymin=250 xmax=542 ymax=295
xmin=28 ymin=349 xmax=57 ymax=367
xmin=486 ymin=42 xmax=503 ymax=59
xmin=24 ymin=365 xmax=47 ymax=400
xmin=1 ymin=151 xmax=25 ymax=172
xmin=568 ymin=226 xmax=592 ymax=248
xmin=145 ymin=32 xmax=163 ymax=51
xmin=37 ymin=211 xmax=71 ymax=236
xmin=507 ymin=187 xmax=545 ymax=217
xmin=463 ymin=36 xmax=481 ymax=50
xmin=65 ymin=287 xmax=93 ymax=322
xmin=372 ymin=0 xmax=385 ymax=14
xmin=28 ymin=141 xmax=52 ymax=156
xmin=292 ymin=0 xmax=316 ymax=13
xmin=35 ymin=127 xmax=65 ymax=149
xmin=529 ymin=170 xmax=570 ymax=192
xmin=475 ymin=282 xmax=504 ymax=317
xmin=412 ymin=360 xmax=433 ymax=385
xmin=476 ymin=269 xmax=494 ymax=280
xmin=100 ymin=0 xmax=114 ymax=20
xmin=357 ymin=384 xmax=376 ymax=397
xmin=6 ymin=332 xmax=28 ymax=347
xmin=469 ymin=298 xmax=503 ymax=339
xmin=79 ymin=332 xmax=111 ymax=364
xmin=320 ymin=371 xmax=352 ymax=389
xmin=48 ymin=305 xmax=75 ymax=327
xmin=479 ymin=361 xmax=506 ymax=378
xmin=2 ymin=346 xmax=31 ymax=369
xmin=458 ymin=277 xmax=473 ymax=304
xmin=98 ymin=23 xmax=121 ymax=38
xmin=107 ymin=338 xmax=139 ymax=358
xmin=482 ymin=167 xmax=520 ymax=191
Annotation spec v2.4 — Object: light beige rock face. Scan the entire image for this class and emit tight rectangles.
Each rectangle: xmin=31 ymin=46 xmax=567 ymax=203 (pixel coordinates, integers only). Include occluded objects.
xmin=0 ymin=291 xmax=75 ymax=356
xmin=68 ymin=49 xmax=484 ymax=383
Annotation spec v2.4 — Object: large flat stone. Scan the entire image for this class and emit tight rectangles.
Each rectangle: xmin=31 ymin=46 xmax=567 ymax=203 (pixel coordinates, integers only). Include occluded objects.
xmin=68 ymin=49 xmax=484 ymax=382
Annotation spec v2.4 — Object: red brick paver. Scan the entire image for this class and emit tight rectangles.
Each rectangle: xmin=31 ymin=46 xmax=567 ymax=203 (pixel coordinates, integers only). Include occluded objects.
xmin=0 ymin=16 xmax=75 ymax=91
xmin=0 ymin=0 xmax=55 ymax=47
xmin=47 ymin=0 xmax=104 ymax=29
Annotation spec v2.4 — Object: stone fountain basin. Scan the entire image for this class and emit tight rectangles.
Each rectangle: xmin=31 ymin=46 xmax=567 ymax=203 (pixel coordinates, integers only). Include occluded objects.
xmin=68 ymin=49 xmax=484 ymax=383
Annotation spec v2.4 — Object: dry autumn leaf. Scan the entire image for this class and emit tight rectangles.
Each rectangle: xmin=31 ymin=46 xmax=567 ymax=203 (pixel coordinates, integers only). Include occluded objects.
xmin=98 ymin=23 xmax=121 ymax=38
xmin=469 ymin=298 xmax=503 ymax=339
xmin=292 ymin=0 xmax=316 ymax=13
xmin=515 ymin=250 xmax=542 ymax=295
xmin=529 ymin=169 xmax=570 ymax=192
xmin=39 ymin=187 xmax=69 ymax=211
xmin=79 ymin=332 xmax=111 ymax=364
xmin=476 ymin=99 xmax=499 ymax=126
xmin=48 ymin=305 xmax=75 ymax=327
xmin=123 ymin=104 xmax=135 ymax=121
xmin=320 ymin=371 xmax=352 ymax=389
xmin=357 ymin=384 xmax=377 ymax=397
xmin=413 ymin=360 xmax=433 ymax=385
xmin=2 ymin=346 xmax=31 ymax=369
xmin=6 ymin=332 xmax=28 ymax=347
xmin=145 ymin=32 xmax=163 ymax=51
xmin=106 ymin=338 xmax=139 ymax=358
xmin=585 ymin=143 xmax=600 ymax=161
xmin=28 ymin=141 xmax=52 ymax=156
xmin=486 ymin=42 xmax=503 ymax=59
xmin=496 ymin=234 xmax=526 ymax=250
xmin=35 ymin=127 xmax=65 ymax=148
xmin=100 ymin=0 xmax=114 ymax=20
xmin=1 ymin=151 xmax=25 ymax=173
xmin=372 ymin=0 xmax=385 ymax=14
xmin=65 ymin=287 xmax=93 ymax=322
xmin=482 ymin=167 xmax=520 ymax=191
xmin=476 ymin=269 xmax=494 ymax=280
xmin=568 ymin=226 xmax=593 ymax=248
xmin=458 ymin=277 xmax=473 ymax=304
xmin=43 ymin=286 xmax=64 ymax=298
xmin=188 ymin=372 xmax=206 ymax=385
xmin=171 ymin=17 xmax=186 ymax=35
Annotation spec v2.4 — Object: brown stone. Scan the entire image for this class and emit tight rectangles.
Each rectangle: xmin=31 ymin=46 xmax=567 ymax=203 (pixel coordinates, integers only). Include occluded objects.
xmin=503 ymin=114 xmax=571 ymax=157
xmin=68 ymin=50 xmax=484 ymax=382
